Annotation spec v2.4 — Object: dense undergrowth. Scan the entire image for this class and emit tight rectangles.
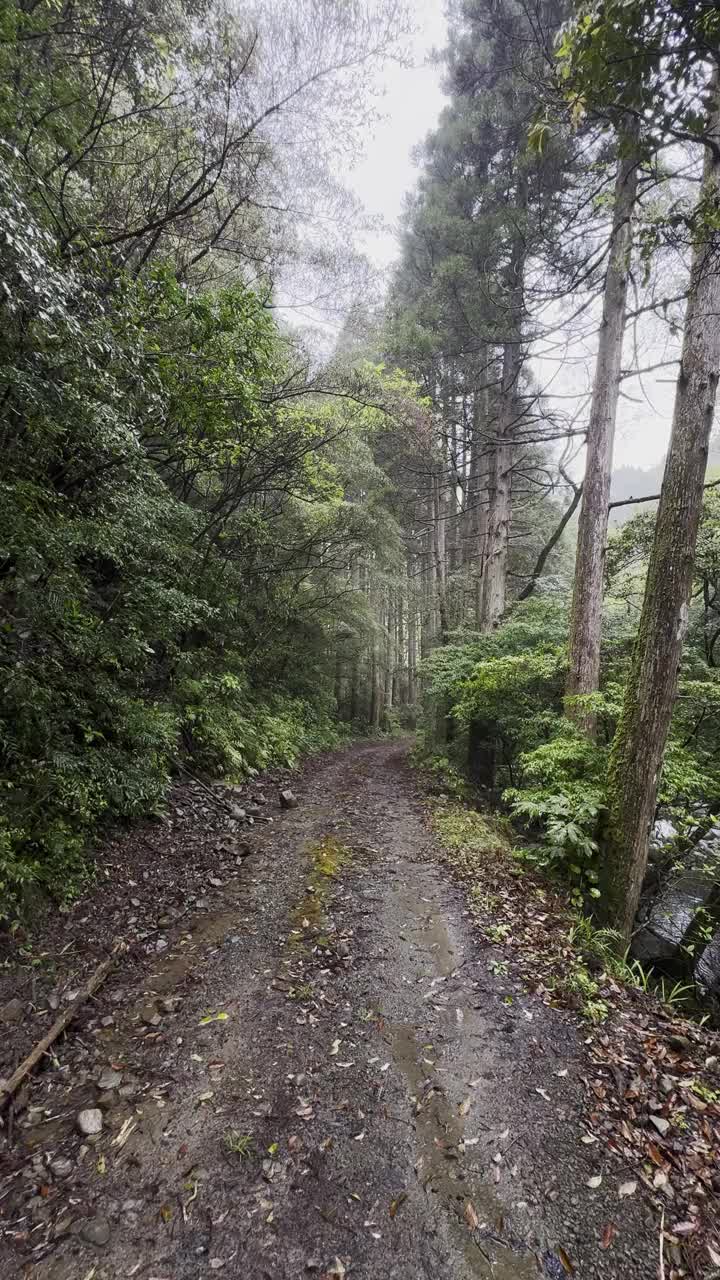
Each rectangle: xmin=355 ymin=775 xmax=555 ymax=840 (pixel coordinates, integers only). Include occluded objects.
xmin=418 ymin=584 xmax=720 ymax=914
xmin=0 ymin=178 xmax=409 ymax=916
xmin=425 ymin=785 xmax=712 ymax=1026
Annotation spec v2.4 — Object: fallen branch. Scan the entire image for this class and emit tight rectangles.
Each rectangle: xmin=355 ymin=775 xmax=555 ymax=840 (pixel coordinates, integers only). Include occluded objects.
xmin=0 ymin=940 xmax=125 ymax=1109
xmin=175 ymin=760 xmax=237 ymax=817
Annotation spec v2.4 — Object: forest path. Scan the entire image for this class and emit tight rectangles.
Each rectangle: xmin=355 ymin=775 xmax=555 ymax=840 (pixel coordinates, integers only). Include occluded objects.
xmin=2 ymin=741 xmax=658 ymax=1280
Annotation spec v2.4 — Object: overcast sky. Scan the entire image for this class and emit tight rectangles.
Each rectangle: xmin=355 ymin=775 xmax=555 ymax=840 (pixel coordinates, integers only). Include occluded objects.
xmin=346 ymin=0 xmax=448 ymax=268
xmin=340 ymin=0 xmax=680 ymax=474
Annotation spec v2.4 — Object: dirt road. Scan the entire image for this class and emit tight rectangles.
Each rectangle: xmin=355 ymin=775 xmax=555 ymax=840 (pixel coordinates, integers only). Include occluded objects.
xmin=1 ymin=741 xmax=659 ymax=1278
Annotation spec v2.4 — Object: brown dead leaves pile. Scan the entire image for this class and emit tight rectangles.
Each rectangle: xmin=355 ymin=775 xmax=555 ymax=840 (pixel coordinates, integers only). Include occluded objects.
xmin=428 ymin=800 xmax=720 ymax=1279
xmin=584 ymin=1015 xmax=720 ymax=1277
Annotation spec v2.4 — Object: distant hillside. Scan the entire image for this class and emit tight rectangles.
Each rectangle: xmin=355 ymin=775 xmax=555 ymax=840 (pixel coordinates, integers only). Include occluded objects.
xmin=609 ymin=440 xmax=720 ymax=527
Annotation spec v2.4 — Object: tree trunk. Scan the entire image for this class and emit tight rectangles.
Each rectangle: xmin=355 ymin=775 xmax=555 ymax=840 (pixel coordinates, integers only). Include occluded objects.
xmin=395 ymin=591 xmax=405 ymax=704
xmin=566 ymin=127 xmax=640 ymax=733
xmin=601 ymin=89 xmax=720 ymax=940
xmin=407 ymin=551 xmax=417 ymax=706
xmin=480 ymin=393 xmax=512 ymax=631
xmin=466 ymin=359 xmax=490 ymax=630
xmin=432 ymin=467 xmax=450 ymax=642
xmin=369 ymin=638 xmax=382 ymax=729
xmin=383 ymin=592 xmax=394 ymax=722
xmin=480 ymin=169 xmax=526 ymax=632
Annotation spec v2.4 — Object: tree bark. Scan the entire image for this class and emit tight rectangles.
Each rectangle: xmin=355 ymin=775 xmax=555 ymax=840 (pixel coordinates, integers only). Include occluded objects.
xmin=480 ymin=385 xmax=513 ymax=631
xmin=407 ymin=550 xmax=417 ymax=705
xmin=383 ymin=592 xmax=394 ymax=720
xmin=566 ymin=127 xmax=640 ymax=732
xmin=601 ymin=87 xmax=720 ymax=940
xmin=432 ymin=467 xmax=450 ymax=642
xmin=480 ymin=172 xmax=527 ymax=632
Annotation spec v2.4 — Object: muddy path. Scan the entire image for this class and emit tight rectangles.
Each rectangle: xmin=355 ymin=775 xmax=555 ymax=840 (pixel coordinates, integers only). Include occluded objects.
xmin=1 ymin=741 xmax=660 ymax=1279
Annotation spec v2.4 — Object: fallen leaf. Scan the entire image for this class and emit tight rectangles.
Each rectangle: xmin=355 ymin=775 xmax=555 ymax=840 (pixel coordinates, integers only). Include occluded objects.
xmin=330 ymin=1039 xmax=341 ymax=1056
xmin=323 ymin=1259 xmax=346 ymax=1279
xmin=587 ymin=1175 xmax=602 ymax=1189
xmin=557 ymin=1245 xmax=575 ymax=1275
xmin=389 ymin=1192 xmax=407 ymax=1219
xmin=581 ymin=1134 xmax=598 ymax=1145
xmin=464 ymin=1201 xmax=479 ymax=1231
xmin=601 ymin=1222 xmax=617 ymax=1250
xmin=459 ymin=1097 xmax=471 ymax=1116
xmin=618 ymin=1181 xmax=637 ymax=1198
xmin=535 ymin=1088 xmax=551 ymax=1102
xmin=199 ymin=1012 xmax=229 ymax=1026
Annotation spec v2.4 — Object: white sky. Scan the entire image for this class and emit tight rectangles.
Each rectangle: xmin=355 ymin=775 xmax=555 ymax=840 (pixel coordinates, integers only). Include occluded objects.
xmin=345 ymin=0 xmax=449 ymax=269
xmin=339 ymin=0 xmax=684 ymax=472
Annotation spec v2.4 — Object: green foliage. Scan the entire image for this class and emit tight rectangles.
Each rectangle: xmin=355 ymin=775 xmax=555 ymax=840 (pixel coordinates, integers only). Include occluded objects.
xmin=454 ymin=648 xmax=567 ymax=770
xmin=413 ymin=750 xmax=474 ymax=801
xmin=431 ymin=804 xmax=512 ymax=860
xmin=421 ymin=557 xmax=720 ymax=911
xmin=224 ymin=1131 xmax=255 ymax=1158
xmin=553 ymin=959 xmax=609 ymax=1023
xmin=0 ymin=142 xmax=419 ymax=916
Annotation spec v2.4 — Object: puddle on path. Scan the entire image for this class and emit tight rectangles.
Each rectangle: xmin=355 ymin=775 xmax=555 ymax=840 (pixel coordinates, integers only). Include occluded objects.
xmin=388 ymin=1018 xmax=538 ymax=1279
xmin=379 ymin=872 xmax=539 ymax=1277
xmin=148 ymin=908 xmax=240 ymax=995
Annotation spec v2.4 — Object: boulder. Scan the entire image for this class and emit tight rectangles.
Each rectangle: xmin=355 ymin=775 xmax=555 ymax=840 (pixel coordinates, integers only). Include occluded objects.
xmin=696 ymin=929 xmax=720 ymax=996
xmin=279 ymin=789 xmax=299 ymax=810
xmin=648 ymin=818 xmax=678 ymax=863
xmin=633 ymin=825 xmax=720 ymax=965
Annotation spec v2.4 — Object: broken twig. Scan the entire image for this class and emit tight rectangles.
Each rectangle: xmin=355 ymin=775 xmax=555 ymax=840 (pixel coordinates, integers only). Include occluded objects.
xmin=0 ymin=940 xmax=125 ymax=1108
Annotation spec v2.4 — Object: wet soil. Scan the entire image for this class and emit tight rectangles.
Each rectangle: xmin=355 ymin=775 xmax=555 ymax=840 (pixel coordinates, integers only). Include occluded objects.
xmin=1 ymin=741 xmax=660 ymax=1278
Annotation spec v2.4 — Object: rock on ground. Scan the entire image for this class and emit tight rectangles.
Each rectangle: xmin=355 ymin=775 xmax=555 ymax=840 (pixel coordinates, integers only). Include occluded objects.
xmin=634 ymin=825 xmax=720 ymax=965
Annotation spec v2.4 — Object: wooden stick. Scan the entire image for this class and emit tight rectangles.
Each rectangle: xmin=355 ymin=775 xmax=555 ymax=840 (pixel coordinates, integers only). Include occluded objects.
xmin=0 ymin=940 xmax=125 ymax=1109
xmin=175 ymin=761 xmax=237 ymax=816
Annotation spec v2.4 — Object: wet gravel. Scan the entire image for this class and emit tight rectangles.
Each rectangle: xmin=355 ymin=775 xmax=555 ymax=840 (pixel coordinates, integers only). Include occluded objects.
xmin=0 ymin=741 xmax=660 ymax=1278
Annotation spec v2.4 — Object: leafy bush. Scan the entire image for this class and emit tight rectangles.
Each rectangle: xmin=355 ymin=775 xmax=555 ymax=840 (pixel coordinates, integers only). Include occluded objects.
xmin=0 ymin=172 xmax=377 ymax=918
xmin=453 ymin=647 xmax=568 ymax=787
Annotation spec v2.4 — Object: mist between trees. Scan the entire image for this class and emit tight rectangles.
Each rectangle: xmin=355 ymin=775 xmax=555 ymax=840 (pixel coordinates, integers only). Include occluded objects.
xmin=1 ymin=0 xmax=720 ymax=964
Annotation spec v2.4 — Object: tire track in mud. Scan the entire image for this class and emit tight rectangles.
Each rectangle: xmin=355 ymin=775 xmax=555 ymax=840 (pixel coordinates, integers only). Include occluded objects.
xmin=1 ymin=741 xmax=658 ymax=1279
